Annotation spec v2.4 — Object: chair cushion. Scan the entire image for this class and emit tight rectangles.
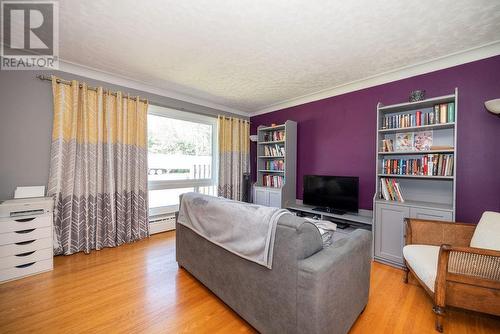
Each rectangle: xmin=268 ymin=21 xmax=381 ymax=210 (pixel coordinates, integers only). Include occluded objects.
xmin=470 ymin=211 xmax=500 ymax=251
xmin=403 ymin=244 xmax=440 ymax=292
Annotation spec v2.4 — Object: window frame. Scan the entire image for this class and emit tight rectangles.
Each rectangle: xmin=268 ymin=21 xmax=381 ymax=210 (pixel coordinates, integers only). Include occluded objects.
xmin=147 ymin=105 xmax=218 ymax=216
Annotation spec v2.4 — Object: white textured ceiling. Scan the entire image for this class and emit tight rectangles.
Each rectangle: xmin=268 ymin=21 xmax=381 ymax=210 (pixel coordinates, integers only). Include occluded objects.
xmin=58 ymin=0 xmax=500 ymax=114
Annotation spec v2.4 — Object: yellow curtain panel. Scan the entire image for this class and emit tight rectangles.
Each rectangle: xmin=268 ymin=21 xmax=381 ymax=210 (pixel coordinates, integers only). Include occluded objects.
xmin=48 ymin=76 xmax=149 ymax=255
xmin=217 ymin=115 xmax=250 ymax=201
xmin=51 ymin=80 xmax=147 ymax=147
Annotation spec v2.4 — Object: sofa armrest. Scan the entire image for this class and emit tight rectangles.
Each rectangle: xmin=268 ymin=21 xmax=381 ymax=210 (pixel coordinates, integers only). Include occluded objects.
xmin=297 ymin=229 xmax=372 ymax=334
xmin=405 ymin=218 xmax=476 ymax=247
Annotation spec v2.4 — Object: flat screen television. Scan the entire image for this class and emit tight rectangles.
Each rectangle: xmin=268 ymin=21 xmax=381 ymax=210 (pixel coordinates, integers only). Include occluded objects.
xmin=303 ymin=175 xmax=359 ymax=214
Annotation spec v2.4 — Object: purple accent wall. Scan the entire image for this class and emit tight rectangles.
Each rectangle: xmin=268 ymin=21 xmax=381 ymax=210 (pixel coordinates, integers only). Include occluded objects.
xmin=250 ymin=55 xmax=500 ymax=223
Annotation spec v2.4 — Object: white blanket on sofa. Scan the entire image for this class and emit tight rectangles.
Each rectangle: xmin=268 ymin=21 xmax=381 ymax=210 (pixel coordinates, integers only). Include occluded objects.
xmin=177 ymin=192 xmax=290 ymax=269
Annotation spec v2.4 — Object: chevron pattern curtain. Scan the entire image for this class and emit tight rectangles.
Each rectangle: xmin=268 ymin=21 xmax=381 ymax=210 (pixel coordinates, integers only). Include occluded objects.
xmin=48 ymin=76 xmax=149 ymax=255
xmin=217 ymin=116 xmax=250 ymax=201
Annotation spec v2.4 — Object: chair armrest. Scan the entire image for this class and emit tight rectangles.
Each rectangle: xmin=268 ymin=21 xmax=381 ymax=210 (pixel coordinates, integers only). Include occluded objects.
xmin=432 ymin=244 xmax=500 ymax=318
xmin=445 ymin=245 xmax=500 ymax=258
xmin=436 ymin=245 xmax=500 ymax=289
xmin=296 ymin=230 xmax=372 ymax=334
xmin=404 ymin=218 xmax=476 ymax=247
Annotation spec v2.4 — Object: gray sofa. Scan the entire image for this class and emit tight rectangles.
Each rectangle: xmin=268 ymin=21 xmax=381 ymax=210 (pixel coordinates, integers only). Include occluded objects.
xmin=176 ymin=212 xmax=372 ymax=334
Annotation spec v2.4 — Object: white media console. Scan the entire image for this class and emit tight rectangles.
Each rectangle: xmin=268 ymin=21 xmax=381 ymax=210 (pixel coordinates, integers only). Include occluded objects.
xmin=287 ymin=202 xmax=373 ymax=241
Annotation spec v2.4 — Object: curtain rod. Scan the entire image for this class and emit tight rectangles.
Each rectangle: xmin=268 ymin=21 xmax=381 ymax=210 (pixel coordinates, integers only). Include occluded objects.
xmin=36 ymin=74 xmax=251 ymax=121
xmin=218 ymin=115 xmax=249 ymax=123
xmin=36 ymin=74 xmax=148 ymax=104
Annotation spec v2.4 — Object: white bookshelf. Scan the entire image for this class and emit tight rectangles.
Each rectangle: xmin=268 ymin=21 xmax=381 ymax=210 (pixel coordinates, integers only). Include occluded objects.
xmin=253 ymin=120 xmax=297 ymax=208
xmin=373 ymin=89 xmax=458 ymax=268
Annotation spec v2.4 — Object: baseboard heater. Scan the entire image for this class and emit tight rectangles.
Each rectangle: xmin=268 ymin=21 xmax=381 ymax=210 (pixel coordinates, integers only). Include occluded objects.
xmin=149 ymin=214 xmax=176 ymax=234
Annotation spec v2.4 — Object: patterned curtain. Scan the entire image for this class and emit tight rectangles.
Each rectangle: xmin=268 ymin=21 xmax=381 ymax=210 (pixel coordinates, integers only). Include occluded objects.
xmin=217 ymin=116 xmax=250 ymax=201
xmin=48 ymin=76 xmax=149 ymax=255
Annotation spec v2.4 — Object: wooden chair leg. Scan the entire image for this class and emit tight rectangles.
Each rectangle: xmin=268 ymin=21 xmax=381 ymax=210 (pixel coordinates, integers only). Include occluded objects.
xmin=432 ymin=305 xmax=445 ymax=332
xmin=403 ymin=266 xmax=409 ymax=284
xmin=433 ymin=245 xmax=450 ymax=332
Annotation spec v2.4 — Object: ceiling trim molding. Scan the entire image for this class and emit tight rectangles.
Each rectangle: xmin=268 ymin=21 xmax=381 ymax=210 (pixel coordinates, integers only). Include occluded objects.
xmin=57 ymin=59 xmax=249 ymax=116
xmin=250 ymin=40 xmax=500 ymax=117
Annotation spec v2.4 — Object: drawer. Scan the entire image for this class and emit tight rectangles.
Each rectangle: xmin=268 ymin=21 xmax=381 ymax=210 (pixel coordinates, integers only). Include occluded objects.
xmin=0 ymin=248 xmax=53 ymax=270
xmin=409 ymin=207 xmax=453 ymax=222
xmin=0 ymin=258 xmax=53 ymax=283
xmin=0 ymin=238 xmax=52 ymax=258
xmin=0 ymin=213 xmax=52 ymax=233
xmin=0 ymin=227 xmax=52 ymax=246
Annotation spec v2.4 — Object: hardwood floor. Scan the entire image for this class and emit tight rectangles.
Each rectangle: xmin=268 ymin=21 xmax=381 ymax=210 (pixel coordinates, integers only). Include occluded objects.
xmin=0 ymin=232 xmax=498 ymax=334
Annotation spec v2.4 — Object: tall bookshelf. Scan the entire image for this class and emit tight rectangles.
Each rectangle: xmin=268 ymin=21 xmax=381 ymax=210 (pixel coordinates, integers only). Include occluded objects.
xmin=253 ymin=120 xmax=297 ymax=208
xmin=373 ymin=89 xmax=458 ymax=267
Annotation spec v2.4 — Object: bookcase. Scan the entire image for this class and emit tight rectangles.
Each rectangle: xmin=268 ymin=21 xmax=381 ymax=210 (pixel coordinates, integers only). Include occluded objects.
xmin=373 ymin=89 xmax=458 ymax=267
xmin=253 ymin=120 xmax=297 ymax=208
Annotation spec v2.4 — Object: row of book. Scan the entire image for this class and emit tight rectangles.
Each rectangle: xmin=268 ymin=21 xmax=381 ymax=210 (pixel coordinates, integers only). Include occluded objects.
xmin=433 ymin=103 xmax=455 ymax=124
xmin=381 ymin=154 xmax=454 ymax=176
xmin=379 ymin=178 xmax=405 ymax=202
xmin=264 ymin=160 xmax=284 ymax=171
xmin=263 ymin=130 xmax=285 ymax=142
xmin=382 ymin=102 xmax=455 ymax=129
xmin=263 ymin=144 xmax=285 ymax=157
xmin=263 ymin=174 xmax=284 ymax=188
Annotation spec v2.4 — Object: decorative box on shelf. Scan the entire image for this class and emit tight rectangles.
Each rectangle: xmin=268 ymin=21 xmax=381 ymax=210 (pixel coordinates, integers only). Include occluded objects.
xmin=0 ymin=197 xmax=54 ymax=283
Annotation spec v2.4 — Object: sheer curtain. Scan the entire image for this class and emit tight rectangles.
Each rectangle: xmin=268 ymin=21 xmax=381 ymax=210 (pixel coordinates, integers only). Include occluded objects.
xmin=217 ymin=116 xmax=250 ymax=201
xmin=48 ymin=76 xmax=149 ymax=255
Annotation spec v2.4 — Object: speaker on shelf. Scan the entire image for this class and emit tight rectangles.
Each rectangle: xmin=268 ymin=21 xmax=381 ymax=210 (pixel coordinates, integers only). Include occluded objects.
xmin=242 ymin=173 xmax=252 ymax=203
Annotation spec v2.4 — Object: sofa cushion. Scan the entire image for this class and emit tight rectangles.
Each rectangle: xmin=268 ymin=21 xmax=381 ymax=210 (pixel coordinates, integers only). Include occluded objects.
xmin=403 ymin=244 xmax=440 ymax=292
xmin=470 ymin=211 xmax=500 ymax=251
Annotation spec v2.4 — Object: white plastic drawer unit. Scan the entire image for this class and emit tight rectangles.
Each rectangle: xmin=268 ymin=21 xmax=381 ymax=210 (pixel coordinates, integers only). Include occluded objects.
xmin=0 ymin=210 xmax=54 ymax=283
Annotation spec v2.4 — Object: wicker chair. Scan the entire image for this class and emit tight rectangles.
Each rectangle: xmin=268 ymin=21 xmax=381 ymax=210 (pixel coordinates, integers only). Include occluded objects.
xmin=403 ymin=213 xmax=500 ymax=332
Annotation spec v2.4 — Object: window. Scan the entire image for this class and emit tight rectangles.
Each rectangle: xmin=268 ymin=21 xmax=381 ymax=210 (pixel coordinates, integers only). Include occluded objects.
xmin=148 ymin=105 xmax=217 ymax=216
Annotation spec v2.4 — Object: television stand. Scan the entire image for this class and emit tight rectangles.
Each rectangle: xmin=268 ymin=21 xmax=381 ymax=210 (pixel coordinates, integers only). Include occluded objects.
xmin=288 ymin=202 xmax=372 ymax=243
xmin=287 ymin=202 xmax=372 ymax=227
xmin=313 ymin=207 xmax=346 ymax=215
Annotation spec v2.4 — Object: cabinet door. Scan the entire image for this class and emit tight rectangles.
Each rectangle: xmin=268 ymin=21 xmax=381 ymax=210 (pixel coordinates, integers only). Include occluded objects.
xmin=375 ymin=203 xmax=410 ymax=266
xmin=409 ymin=207 xmax=453 ymax=221
xmin=254 ymin=188 xmax=269 ymax=206
xmin=268 ymin=191 xmax=282 ymax=208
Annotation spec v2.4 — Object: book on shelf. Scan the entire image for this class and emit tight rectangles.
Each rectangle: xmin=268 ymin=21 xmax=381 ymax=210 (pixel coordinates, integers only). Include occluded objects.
xmin=263 ymin=144 xmax=285 ymax=157
xmin=381 ymin=154 xmax=454 ymax=177
xmin=447 ymin=102 xmax=455 ymax=123
xmin=439 ymin=104 xmax=447 ymax=123
xmin=263 ymin=174 xmax=284 ymax=188
xmin=264 ymin=159 xmax=284 ymax=171
xmin=382 ymin=102 xmax=455 ymax=130
xmin=382 ymin=139 xmax=394 ymax=152
xmin=379 ymin=178 xmax=405 ymax=202
xmin=263 ymin=130 xmax=285 ymax=142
